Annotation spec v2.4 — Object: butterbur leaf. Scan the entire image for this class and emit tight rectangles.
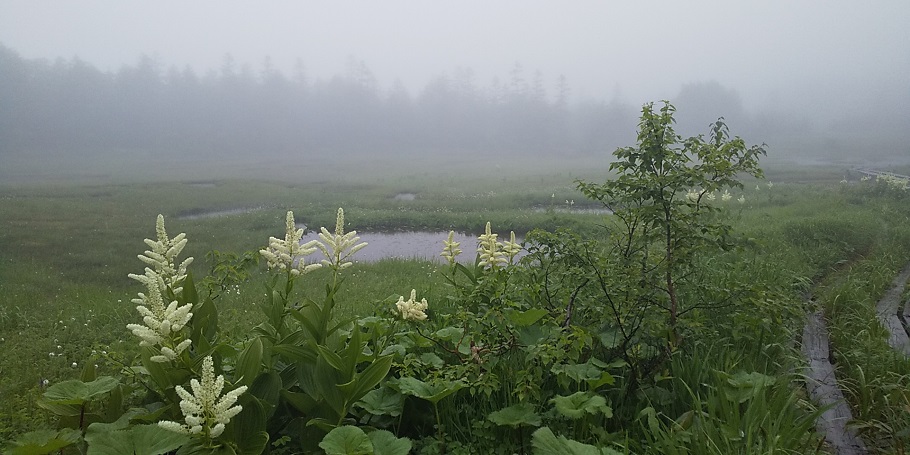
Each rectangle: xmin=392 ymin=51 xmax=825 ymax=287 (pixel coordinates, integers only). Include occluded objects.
xmin=41 ymin=376 xmax=119 ymax=405
xmin=356 ymin=387 xmax=404 ymax=417
xmin=551 ymin=392 xmax=612 ymax=419
xmin=7 ymin=428 xmax=81 ymax=455
xmin=319 ymin=426 xmax=373 ymax=455
xmin=531 ymin=426 xmax=623 ymax=455
xmin=723 ymin=371 xmax=776 ymax=403
xmin=368 ymin=430 xmax=411 ymax=455
xmin=84 ymin=423 xmax=190 ymax=455
xmin=396 ymin=377 xmax=463 ymax=404
xmin=488 ymin=402 xmax=542 ymax=428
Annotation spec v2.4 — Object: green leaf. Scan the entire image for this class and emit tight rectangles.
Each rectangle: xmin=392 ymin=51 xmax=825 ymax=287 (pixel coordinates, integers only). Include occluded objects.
xmin=396 ymin=377 xmax=463 ymax=404
xmin=340 ymin=355 xmax=393 ymax=406
xmin=368 ymin=430 xmax=411 ymax=455
xmin=551 ymin=392 xmax=612 ymax=419
xmin=506 ymin=308 xmax=549 ymax=326
xmin=418 ymin=353 xmax=444 ymax=368
xmin=41 ymin=376 xmax=119 ymax=405
xmin=723 ymin=371 xmax=777 ymax=403
xmin=226 ymin=395 xmax=269 ymax=455
xmin=531 ymin=427 xmax=622 ymax=455
xmin=488 ymin=402 xmax=541 ymax=428
xmin=8 ymin=428 xmax=81 ymax=455
xmin=280 ymin=389 xmax=317 ymax=414
xmin=235 ymin=337 xmax=263 ymax=387
xmin=319 ymin=426 xmax=373 ymax=455
xmin=356 ymin=387 xmax=404 ymax=417
xmin=84 ymin=423 xmax=190 ymax=455
xmin=316 ymin=344 xmax=347 ymax=373
xmin=272 ymin=343 xmax=317 ymax=363
xmin=182 ymin=272 xmax=199 ymax=305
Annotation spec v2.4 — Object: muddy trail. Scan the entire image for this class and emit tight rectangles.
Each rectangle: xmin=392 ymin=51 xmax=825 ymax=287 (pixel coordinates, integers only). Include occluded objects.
xmin=803 ymin=261 xmax=910 ymax=454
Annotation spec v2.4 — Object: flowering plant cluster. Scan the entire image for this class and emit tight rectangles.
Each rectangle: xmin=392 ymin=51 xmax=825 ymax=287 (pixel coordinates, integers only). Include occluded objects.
xmin=315 ymin=207 xmax=368 ymax=272
xmin=125 ymin=268 xmax=193 ymax=363
xmin=396 ymin=289 xmax=429 ymax=321
xmin=259 ymin=211 xmax=322 ymax=276
xmin=159 ymin=356 xmax=247 ymax=439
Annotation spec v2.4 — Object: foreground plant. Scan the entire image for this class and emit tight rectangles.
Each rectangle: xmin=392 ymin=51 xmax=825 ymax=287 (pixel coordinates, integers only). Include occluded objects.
xmin=159 ymin=356 xmax=247 ymax=440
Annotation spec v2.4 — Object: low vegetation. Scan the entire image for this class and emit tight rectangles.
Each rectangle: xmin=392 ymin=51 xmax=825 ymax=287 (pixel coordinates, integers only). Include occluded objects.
xmin=2 ymin=104 xmax=910 ymax=454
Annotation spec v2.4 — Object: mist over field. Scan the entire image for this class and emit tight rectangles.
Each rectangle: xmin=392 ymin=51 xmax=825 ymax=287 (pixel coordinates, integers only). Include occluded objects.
xmin=1 ymin=1 xmax=908 ymax=183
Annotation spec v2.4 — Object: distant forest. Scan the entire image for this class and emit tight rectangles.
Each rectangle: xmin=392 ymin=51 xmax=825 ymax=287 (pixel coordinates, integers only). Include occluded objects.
xmin=0 ymin=43 xmax=905 ymax=162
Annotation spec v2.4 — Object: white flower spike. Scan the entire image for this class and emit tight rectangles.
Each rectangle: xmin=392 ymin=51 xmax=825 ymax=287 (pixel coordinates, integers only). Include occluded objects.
xmin=502 ymin=231 xmax=521 ymax=264
xmin=158 ymin=356 xmax=247 ymax=439
xmin=126 ymin=268 xmax=193 ymax=363
xmin=259 ymin=211 xmax=322 ymax=276
xmin=396 ymin=289 xmax=429 ymax=321
xmin=440 ymin=230 xmax=462 ymax=265
xmin=315 ymin=208 xmax=368 ymax=272
xmin=137 ymin=215 xmax=193 ymax=294
xmin=477 ymin=222 xmax=507 ymax=269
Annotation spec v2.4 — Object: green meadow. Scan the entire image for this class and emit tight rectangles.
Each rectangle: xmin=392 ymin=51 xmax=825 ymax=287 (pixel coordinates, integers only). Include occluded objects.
xmin=2 ymin=155 xmax=910 ymax=453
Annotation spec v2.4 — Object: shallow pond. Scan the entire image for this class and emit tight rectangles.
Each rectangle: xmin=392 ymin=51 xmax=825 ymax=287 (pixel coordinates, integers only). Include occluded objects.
xmin=297 ymin=230 xmax=482 ymax=263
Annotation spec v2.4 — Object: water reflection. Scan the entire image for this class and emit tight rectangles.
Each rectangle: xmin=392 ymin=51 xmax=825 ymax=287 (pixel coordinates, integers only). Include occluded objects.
xmin=298 ymin=230 xmax=482 ymax=263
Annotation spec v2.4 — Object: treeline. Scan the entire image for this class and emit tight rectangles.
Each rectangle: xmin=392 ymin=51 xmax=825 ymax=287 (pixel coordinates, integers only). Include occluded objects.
xmin=3 ymin=43 xmax=906 ymax=163
xmin=0 ymin=44 xmax=640 ymax=158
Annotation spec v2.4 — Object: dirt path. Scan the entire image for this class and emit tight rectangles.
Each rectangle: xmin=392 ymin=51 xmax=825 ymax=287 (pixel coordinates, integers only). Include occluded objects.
xmin=802 ymin=309 xmax=868 ymax=454
xmin=875 ymin=264 xmax=910 ymax=356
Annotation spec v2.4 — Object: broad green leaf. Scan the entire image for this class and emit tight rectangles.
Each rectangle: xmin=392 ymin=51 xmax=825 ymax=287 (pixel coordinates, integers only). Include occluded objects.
xmin=356 ymin=387 xmax=404 ymax=417
xmin=551 ymin=392 xmax=612 ymax=419
xmin=226 ymin=395 xmax=269 ymax=455
xmin=280 ymin=389 xmax=317 ymax=414
xmin=418 ymin=353 xmax=444 ymax=368
xmin=316 ymin=344 xmax=347 ymax=373
xmin=85 ymin=423 xmax=190 ymax=455
xmin=319 ymin=426 xmax=373 ymax=455
xmin=531 ymin=427 xmax=623 ymax=455
xmin=723 ymin=371 xmax=776 ymax=403
xmin=235 ymin=337 xmax=263 ymax=387
xmin=368 ymin=430 xmax=411 ymax=455
xmin=272 ymin=343 xmax=317 ymax=363
xmin=8 ymin=428 xmax=81 ymax=455
xmin=396 ymin=377 xmax=463 ymax=404
xmin=506 ymin=308 xmax=549 ymax=326
xmin=339 ymin=355 xmax=393 ymax=406
xmin=488 ymin=402 xmax=541 ymax=428
xmin=42 ymin=376 xmax=119 ymax=405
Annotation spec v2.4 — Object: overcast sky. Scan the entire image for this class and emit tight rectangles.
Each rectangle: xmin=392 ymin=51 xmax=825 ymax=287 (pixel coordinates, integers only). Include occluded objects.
xmin=1 ymin=1 xmax=908 ymax=111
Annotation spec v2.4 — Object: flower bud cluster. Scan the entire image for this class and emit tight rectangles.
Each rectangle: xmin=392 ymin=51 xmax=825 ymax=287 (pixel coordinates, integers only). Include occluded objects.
xmin=259 ymin=211 xmax=323 ymax=276
xmin=158 ymin=356 xmax=247 ymax=439
xmin=396 ymin=289 xmax=429 ymax=321
xmin=126 ymin=269 xmax=193 ymax=363
xmin=138 ymin=214 xmax=193 ymax=294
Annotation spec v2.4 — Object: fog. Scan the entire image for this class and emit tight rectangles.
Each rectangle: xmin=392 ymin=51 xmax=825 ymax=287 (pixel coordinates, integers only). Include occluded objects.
xmin=1 ymin=1 xmax=908 ymax=182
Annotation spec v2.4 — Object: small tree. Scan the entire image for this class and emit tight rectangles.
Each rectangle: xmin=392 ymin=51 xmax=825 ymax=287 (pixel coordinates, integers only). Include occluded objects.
xmin=577 ymin=101 xmax=765 ymax=348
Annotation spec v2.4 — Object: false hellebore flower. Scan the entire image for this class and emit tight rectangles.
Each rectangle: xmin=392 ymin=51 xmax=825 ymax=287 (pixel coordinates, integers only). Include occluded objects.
xmin=502 ymin=231 xmax=521 ymax=264
xmin=158 ymin=356 xmax=247 ymax=439
xmin=138 ymin=215 xmax=193 ymax=294
xmin=440 ymin=230 xmax=462 ymax=265
xmin=126 ymin=269 xmax=193 ymax=363
xmin=260 ymin=211 xmax=322 ymax=276
xmin=316 ymin=208 xmax=368 ymax=272
xmin=477 ymin=222 xmax=507 ymax=269
xmin=396 ymin=289 xmax=429 ymax=321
